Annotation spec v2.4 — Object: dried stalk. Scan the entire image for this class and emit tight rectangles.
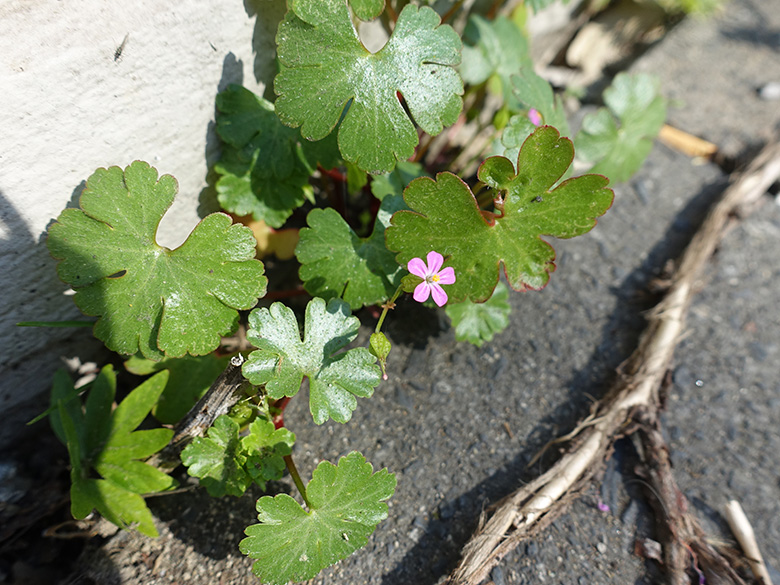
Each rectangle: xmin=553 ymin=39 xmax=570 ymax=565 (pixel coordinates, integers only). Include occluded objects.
xmin=147 ymin=354 xmax=251 ymax=471
xmin=632 ymin=407 xmax=748 ymax=585
xmin=725 ymin=500 xmax=774 ymax=585
xmin=447 ymin=140 xmax=780 ymax=585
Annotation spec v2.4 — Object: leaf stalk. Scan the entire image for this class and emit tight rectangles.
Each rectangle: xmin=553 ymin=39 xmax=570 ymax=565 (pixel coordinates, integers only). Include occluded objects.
xmin=375 ymin=285 xmax=404 ymax=333
xmin=284 ymin=454 xmax=311 ymax=508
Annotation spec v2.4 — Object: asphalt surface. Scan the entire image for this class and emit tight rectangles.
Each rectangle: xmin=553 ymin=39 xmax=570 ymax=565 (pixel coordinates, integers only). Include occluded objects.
xmin=8 ymin=0 xmax=780 ymax=583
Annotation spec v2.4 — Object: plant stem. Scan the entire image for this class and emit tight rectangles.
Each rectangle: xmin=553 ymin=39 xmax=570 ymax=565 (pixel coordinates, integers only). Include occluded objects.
xmin=375 ymin=285 xmax=404 ymax=333
xmin=271 ymin=396 xmax=291 ymax=429
xmin=284 ymin=453 xmax=311 ymax=508
xmin=385 ymin=1 xmax=398 ymax=25
xmin=441 ymin=0 xmax=465 ymax=23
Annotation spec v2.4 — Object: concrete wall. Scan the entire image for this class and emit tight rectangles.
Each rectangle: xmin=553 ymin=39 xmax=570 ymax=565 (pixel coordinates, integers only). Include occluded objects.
xmin=0 ymin=0 xmax=287 ymax=445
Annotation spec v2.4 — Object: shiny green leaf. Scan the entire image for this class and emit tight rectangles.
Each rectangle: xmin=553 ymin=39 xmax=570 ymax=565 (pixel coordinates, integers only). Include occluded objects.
xmin=296 ymin=192 xmax=406 ymax=309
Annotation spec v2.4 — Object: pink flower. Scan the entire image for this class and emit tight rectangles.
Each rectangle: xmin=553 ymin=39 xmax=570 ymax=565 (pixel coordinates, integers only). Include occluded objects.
xmin=528 ymin=108 xmax=542 ymax=126
xmin=407 ymin=251 xmax=456 ymax=307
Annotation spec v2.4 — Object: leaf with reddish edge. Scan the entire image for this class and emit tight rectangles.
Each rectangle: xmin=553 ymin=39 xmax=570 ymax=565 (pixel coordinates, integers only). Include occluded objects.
xmin=386 ymin=126 xmax=614 ymax=303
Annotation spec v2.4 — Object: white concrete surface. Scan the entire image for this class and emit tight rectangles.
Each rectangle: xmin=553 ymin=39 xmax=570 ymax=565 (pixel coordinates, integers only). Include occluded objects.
xmin=0 ymin=0 xmax=286 ymax=445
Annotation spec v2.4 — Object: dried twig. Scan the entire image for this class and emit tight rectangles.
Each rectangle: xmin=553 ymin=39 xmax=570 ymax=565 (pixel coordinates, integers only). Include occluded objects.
xmin=147 ymin=354 xmax=251 ymax=471
xmin=725 ymin=500 xmax=774 ymax=585
xmin=447 ymin=140 xmax=780 ymax=585
xmin=632 ymin=407 xmax=748 ymax=585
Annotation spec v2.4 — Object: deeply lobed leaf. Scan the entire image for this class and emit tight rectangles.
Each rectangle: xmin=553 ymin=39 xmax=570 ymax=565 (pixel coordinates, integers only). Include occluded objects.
xmin=181 ymin=415 xmax=251 ymax=497
xmin=386 ymin=126 xmax=614 ymax=302
xmin=243 ymin=298 xmax=381 ymax=424
xmin=51 ymin=366 xmax=176 ymax=537
xmin=575 ymin=73 xmax=666 ymax=183
xmin=214 ymin=85 xmax=340 ymax=228
xmin=295 ymin=191 xmax=408 ymax=309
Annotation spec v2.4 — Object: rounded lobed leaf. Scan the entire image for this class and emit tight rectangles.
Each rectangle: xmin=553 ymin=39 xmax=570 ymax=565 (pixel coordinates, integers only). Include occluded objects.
xmin=239 ymin=452 xmax=396 ymax=585
xmin=47 ymin=161 xmax=267 ymax=360
xmin=445 ymin=281 xmax=511 ymax=346
xmin=275 ymin=0 xmax=463 ymax=174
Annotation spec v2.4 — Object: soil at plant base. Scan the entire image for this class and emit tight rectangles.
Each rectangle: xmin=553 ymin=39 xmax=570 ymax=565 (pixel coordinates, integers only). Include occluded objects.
xmin=3 ymin=0 xmax=780 ymax=583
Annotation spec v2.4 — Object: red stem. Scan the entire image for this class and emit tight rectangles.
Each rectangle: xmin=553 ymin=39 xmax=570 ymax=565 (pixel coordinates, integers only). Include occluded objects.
xmin=272 ymin=396 xmax=291 ymax=430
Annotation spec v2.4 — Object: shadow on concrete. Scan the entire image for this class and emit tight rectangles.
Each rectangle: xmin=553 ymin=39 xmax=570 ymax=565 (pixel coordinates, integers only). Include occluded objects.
xmin=378 ymin=170 xmax=728 ymax=585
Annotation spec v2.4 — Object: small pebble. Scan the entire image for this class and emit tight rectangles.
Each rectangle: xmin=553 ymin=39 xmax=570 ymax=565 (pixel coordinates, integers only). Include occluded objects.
xmin=491 ymin=566 xmax=507 ymax=585
xmin=758 ymin=82 xmax=780 ymax=101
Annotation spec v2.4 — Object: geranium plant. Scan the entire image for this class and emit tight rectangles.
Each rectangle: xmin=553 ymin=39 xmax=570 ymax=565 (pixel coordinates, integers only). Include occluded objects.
xmin=34 ymin=1 xmax=668 ymax=583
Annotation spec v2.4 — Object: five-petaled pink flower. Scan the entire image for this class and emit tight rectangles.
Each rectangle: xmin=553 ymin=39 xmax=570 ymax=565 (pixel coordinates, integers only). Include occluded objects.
xmin=407 ymin=251 xmax=456 ymax=307
xmin=528 ymin=108 xmax=542 ymax=126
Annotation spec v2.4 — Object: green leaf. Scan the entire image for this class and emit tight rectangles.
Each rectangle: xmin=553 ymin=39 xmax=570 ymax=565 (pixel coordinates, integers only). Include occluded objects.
xmin=71 ymin=478 xmax=159 ymax=537
xmin=445 ymin=281 xmax=511 ymax=346
xmin=125 ymin=354 xmax=230 ymax=424
xmin=240 ymin=451 xmax=396 ymax=585
xmin=242 ymin=418 xmax=296 ymax=487
xmin=181 ymin=415 xmax=251 ymax=497
xmin=295 ymin=162 xmax=425 ymax=308
xmin=182 ymin=415 xmax=295 ymax=496
xmin=460 ymin=15 xmax=532 ymax=109
xmin=296 ymin=190 xmax=406 ymax=309
xmin=349 ymin=0 xmax=384 ymax=21
xmin=49 ymin=369 xmax=84 ymax=447
xmin=47 ymin=161 xmax=268 ymax=360
xmin=386 ymin=126 xmax=614 ymax=302
xmin=502 ymin=70 xmax=571 ymax=163
xmin=243 ymin=298 xmax=382 ymax=424
xmin=83 ymin=366 xmax=116 ymax=459
xmin=369 ymin=160 xmax=428 ymax=201
xmin=345 ymin=161 xmax=369 ymax=196
xmin=214 ymin=85 xmax=340 ymax=228
xmin=57 ymin=366 xmax=176 ymax=537
xmin=275 ymin=0 xmax=463 ymax=173
xmin=575 ymin=73 xmax=666 ymax=183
